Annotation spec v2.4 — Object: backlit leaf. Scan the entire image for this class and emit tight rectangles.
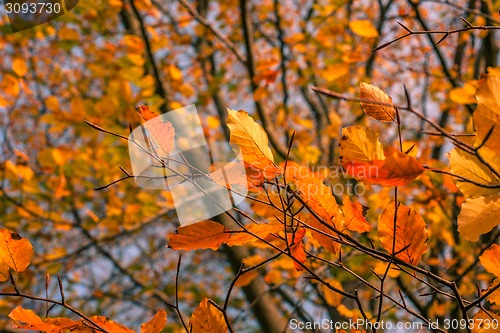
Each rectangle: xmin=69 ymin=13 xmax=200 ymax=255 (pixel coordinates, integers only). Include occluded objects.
xmin=359 ymin=82 xmax=396 ymax=122
xmin=342 ymin=196 xmax=371 ymax=233
xmin=480 ymin=244 xmax=500 ymax=277
xmin=378 ymin=203 xmax=428 ymax=265
xmin=449 ymin=148 xmax=500 ymax=198
xmin=168 ymin=221 xmax=230 ymax=251
xmin=339 ymin=126 xmax=385 ymax=165
xmin=189 ymin=298 xmax=228 ymax=333
xmin=141 ymin=309 xmax=167 ymax=333
xmin=0 ymin=228 xmax=33 ymax=273
xmin=473 ymin=74 xmax=500 ymax=154
xmin=458 ymin=194 xmax=500 ymax=241
xmin=9 ymin=307 xmax=60 ymax=333
xmin=349 ymin=20 xmax=379 ymax=38
xmin=344 ymin=152 xmax=424 ymax=186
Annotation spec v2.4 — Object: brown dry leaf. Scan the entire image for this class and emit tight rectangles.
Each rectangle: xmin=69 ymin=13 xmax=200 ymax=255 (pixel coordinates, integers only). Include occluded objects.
xmin=189 ymin=298 xmax=228 ymax=333
xmin=480 ymin=244 xmax=500 ymax=277
xmin=359 ymin=82 xmax=396 ymax=122
xmin=339 ymin=126 xmax=385 ymax=165
xmin=168 ymin=221 xmax=230 ymax=251
xmin=0 ymin=228 xmax=33 ymax=272
xmin=458 ymin=194 xmax=500 ymax=241
xmin=342 ymin=196 xmax=371 ymax=233
xmin=473 ymin=74 xmax=500 ymax=154
xmin=343 ymin=152 xmax=424 ymax=186
xmin=141 ymin=309 xmax=167 ymax=333
xmin=378 ymin=202 xmax=428 ymax=265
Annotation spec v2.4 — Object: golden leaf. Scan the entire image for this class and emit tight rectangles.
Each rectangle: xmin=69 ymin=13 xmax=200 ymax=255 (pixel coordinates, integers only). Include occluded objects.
xmin=189 ymin=298 xmax=228 ymax=333
xmin=473 ymin=74 xmax=500 ymax=154
xmin=458 ymin=194 xmax=500 ymax=241
xmin=349 ymin=20 xmax=379 ymax=38
xmin=339 ymin=126 xmax=385 ymax=165
xmin=0 ymin=228 xmax=33 ymax=273
xmin=359 ymin=82 xmax=396 ymax=122
xmin=378 ymin=202 xmax=428 ymax=265
xmin=141 ymin=309 xmax=167 ymax=333
xmin=480 ymin=244 xmax=500 ymax=277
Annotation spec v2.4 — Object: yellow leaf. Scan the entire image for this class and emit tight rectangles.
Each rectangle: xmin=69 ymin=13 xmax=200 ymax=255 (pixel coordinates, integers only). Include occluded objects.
xmin=0 ymin=228 xmax=33 ymax=272
xmin=168 ymin=64 xmax=183 ymax=81
xmin=322 ymin=63 xmax=349 ymax=82
xmin=449 ymin=80 xmax=478 ymax=104
xmin=226 ymin=109 xmax=274 ymax=162
xmin=359 ymin=82 xmax=396 ymax=122
xmin=344 ymin=152 xmax=424 ymax=186
xmin=373 ymin=262 xmax=400 ymax=278
xmin=342 ymin=196 xmax=371 ymax=233
xmin=485 ymin=278 xmax=500 ymax=305
xmin=378 ymin=202 xmax=428 ymax=265
xmin=12 ymin=58 xmax=28 ymax=77
xmin=349 ymin=20 xmax=379 ymax=38
xmin=473 ymin=74 xmax=500 ymax=154
xmin=339 ymin=126 xmax=385 ymax=165
xmin=449 ymin=148 xmax=500 ymax=198
xmin=480 ymin=244 xmax=500 ymax=277
xmin=321 ymin=278 xmax=344 ymax=306
xmin=45 ymin=96 xmax=60 ymax=111
xmin=141 ymin=309 xmax=167 ymax=333
xmin=189 ymin=298 xmax=228 ymax=333
xmin=458 ymin=194 xmax=500 ymax=241
xmin=168 ymin=221 xmax=230 ymax=251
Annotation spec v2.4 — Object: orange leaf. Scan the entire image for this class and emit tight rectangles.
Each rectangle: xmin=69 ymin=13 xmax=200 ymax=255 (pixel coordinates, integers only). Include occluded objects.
xmin=226 ymin=222 xmax=282 ymax=247
xmin=90 ymin=316 xmax=135 ymax=333
xmin=141 ymin=309 xmax=167 ymax=333
xmin=136 ymin=104 xmax=159 ymax=121
xmin=189 ymin=298 xmax=228 ymax=333
xmin=0 ymin=228 xmax=33 ymax=272
xmin=479 ymin=244 xmax=500 ymax=277
xmin=359 ymin=82 xmax=396 ymax=122
xmin=289 ymin=228 xmax=307 ymax=271
xmin=378 ymin=202 xmax=428 ymax=265
xmin=343 ymin=152 xmax=424 ymax=186
xmin=342 ymin=196 xmax=371 ymax=233
xmin=9 ymin=307 xmax=61 ymax=333
xmin=168 ymin=221 xmax=230 ymax=251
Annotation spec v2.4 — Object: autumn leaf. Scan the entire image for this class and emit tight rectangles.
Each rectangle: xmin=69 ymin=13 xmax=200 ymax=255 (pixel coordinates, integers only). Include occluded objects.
xmin=12 ymin=58 xmax=28 ymax=77
xmin=141 ymin=309 xmax=167 ymax=333
xmin=90 ymin=316 xmax=135 ymax=333
xmin=458 ymin=194 xmax=500 ymax=241
xmin=449 ymin=148 xmax=500 ymax=198
xmin=0 ymin=260 xmax=9 ymax=282
xmin=473 ymin=74 xmax=500 ymax=154
xmin=289 ymin=228 xmax=307 ymax=271
xmin=472 ymin=310 xmax=500 ymax=333
xmin=136 ymin=105 xmax=175 ymax=157
xmin=0 ymin=228 xmax=33 ymax=273
xmin=343 ymin=152 xmax=425 ymax=186
xmin=9 ymin=307 xmax=61 ymax=333
xmin=342 ymin=196 xmax=371 ymax=233
xmin=226 ymin=108 xmax=274 ymax=163
xmin=359 ymin=82 xmax=396 ymax=122
xmin=480 ymin=244 xmax=500 ymax=277
xmin=226 ymin=222 xmax=282 ymax=247
xmin=168 ymin=221 xmax=230 ymax=251
xmin=189 ymin=298 xmax=228 ymax=333
xmin=285 ymin=164 xmax=342 ymax=254
xmin=349 ymin=20 xmax=379 ymax=38
xmin=339 ymin=126 xmax=385 ymax=164
xmin=378 ymin=202 xmax=428 ymax=265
